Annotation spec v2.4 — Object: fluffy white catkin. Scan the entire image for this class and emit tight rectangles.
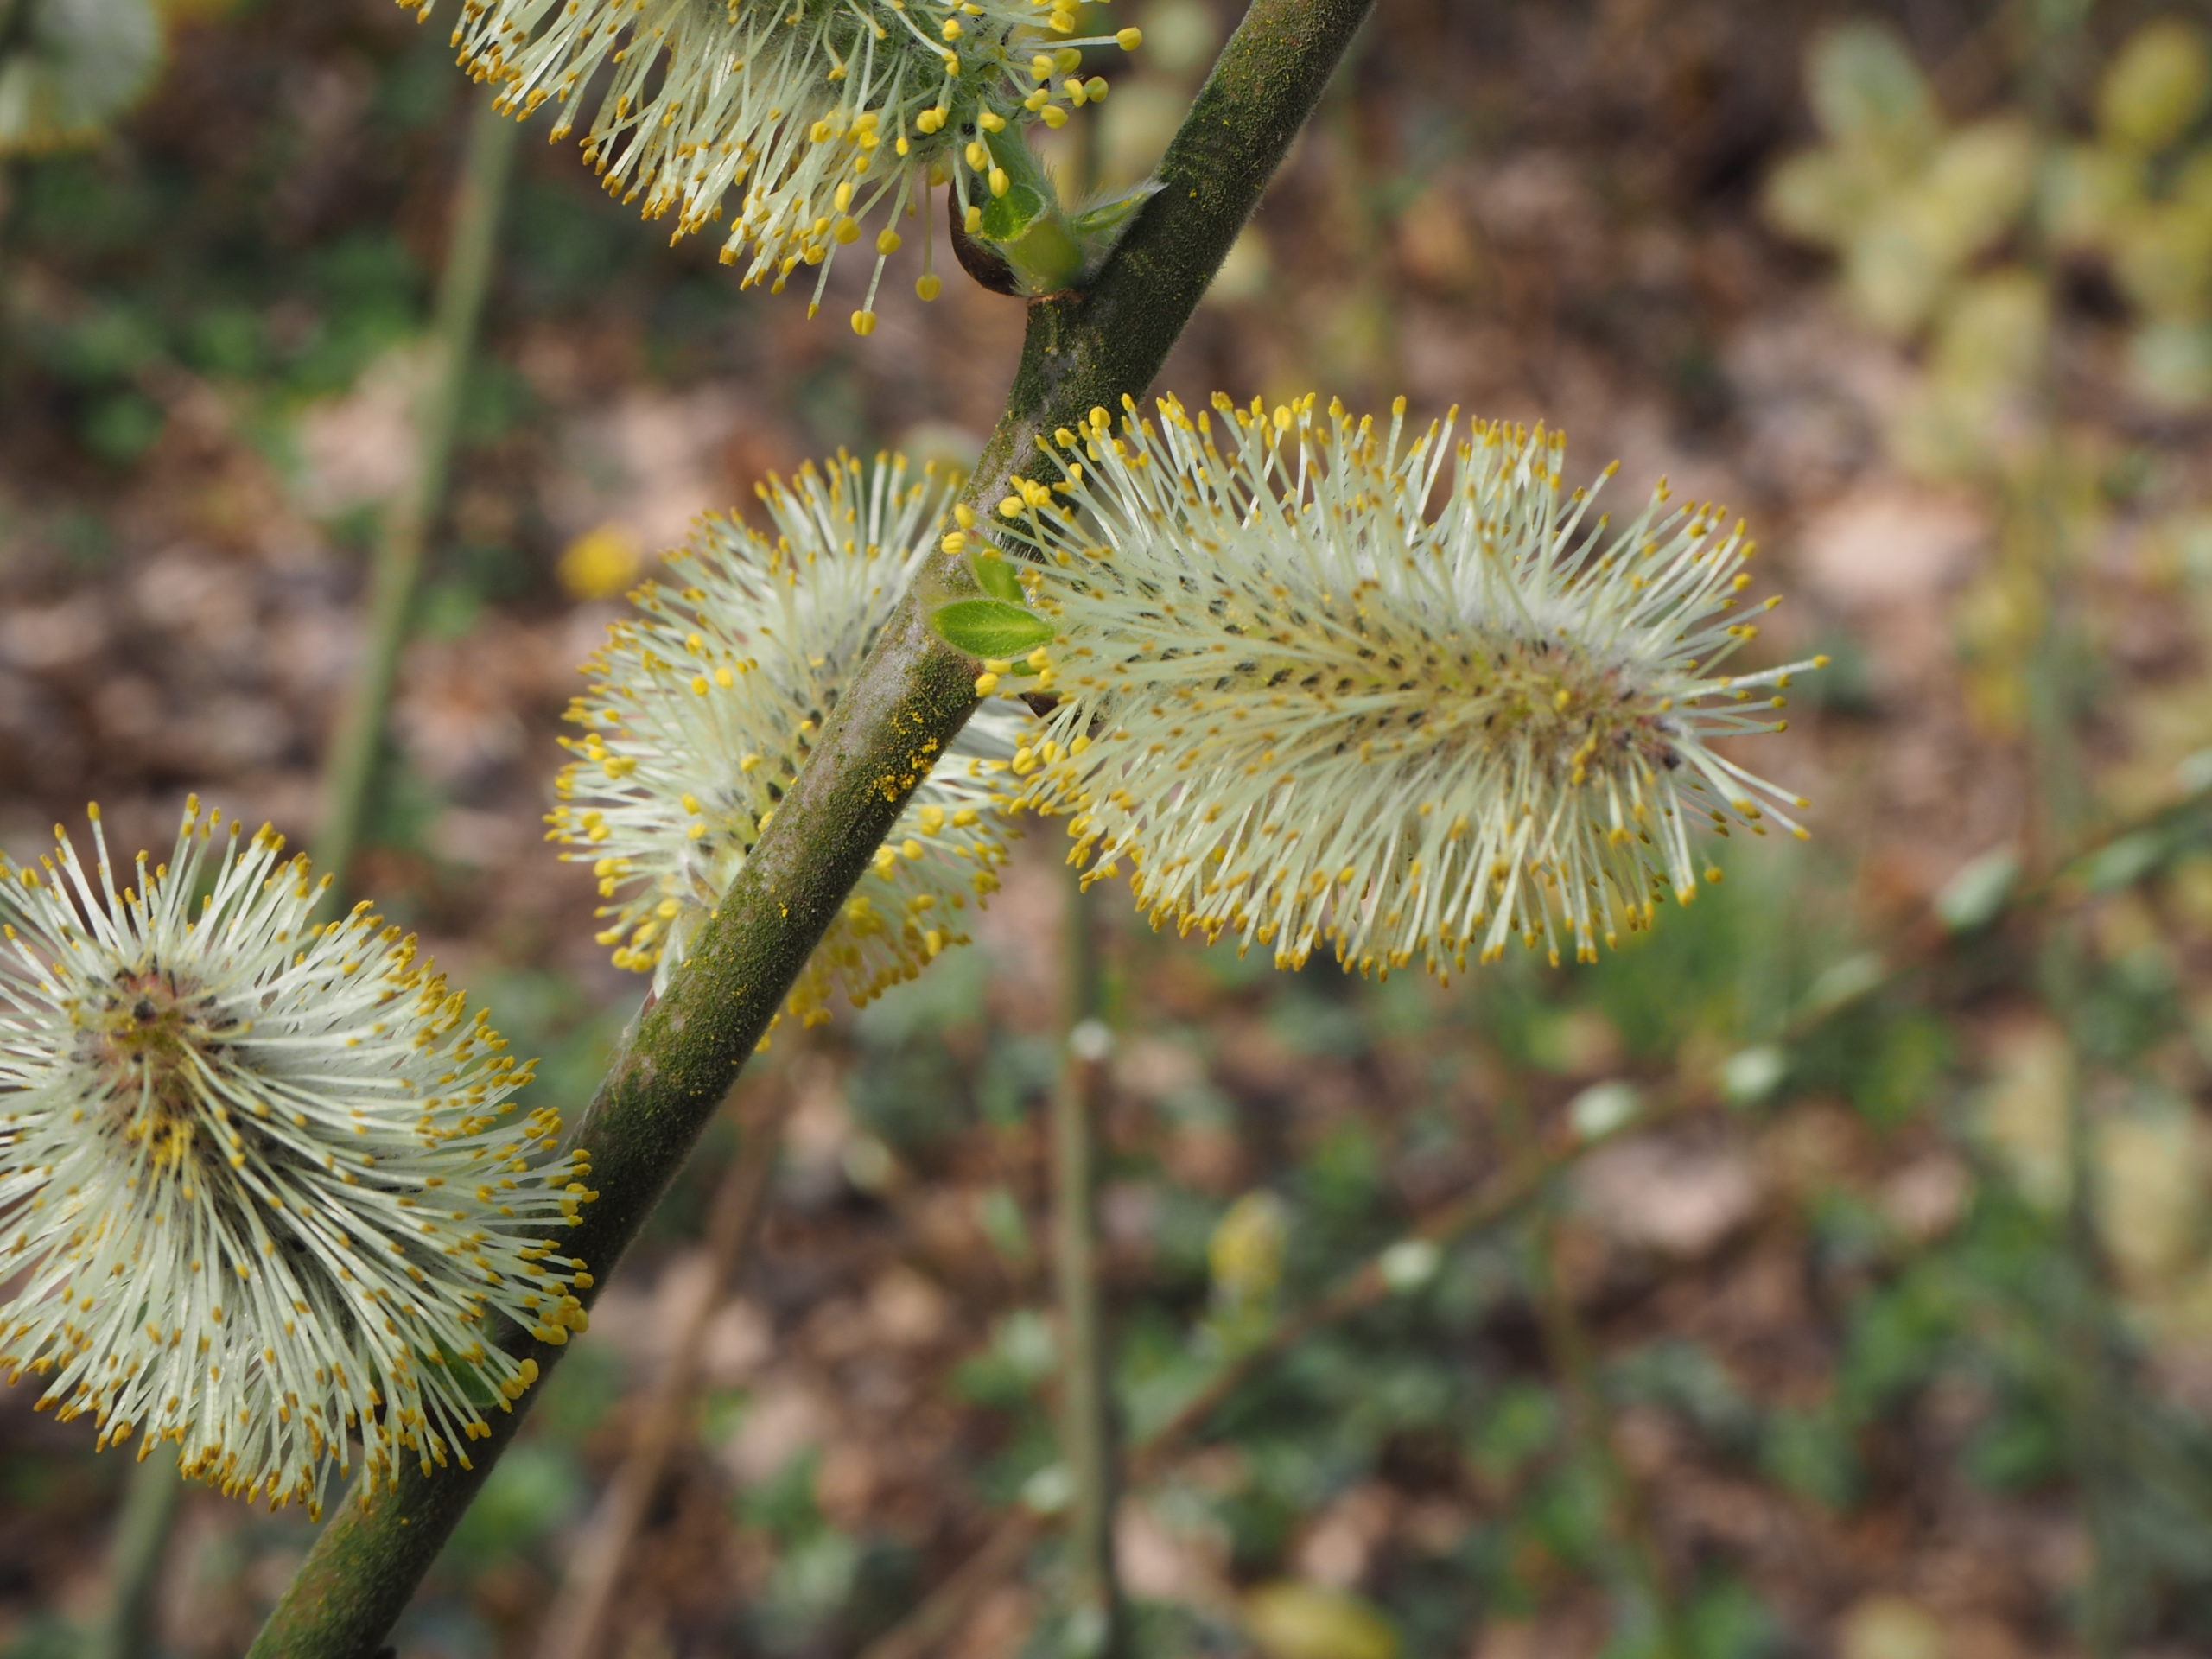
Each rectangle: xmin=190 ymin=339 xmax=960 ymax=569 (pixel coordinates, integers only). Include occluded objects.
xmin=1001 ymin=393 xmax=1821 ymax=980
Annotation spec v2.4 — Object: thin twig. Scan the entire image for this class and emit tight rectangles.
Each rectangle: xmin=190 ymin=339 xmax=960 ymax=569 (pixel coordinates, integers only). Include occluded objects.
xmin=1767 ymin=770 xmax=2212 ymax=1046
xmin=314 ymin=95 xmax=520 ymax=904
xmin=858 ymin=1505 xmax=1049 ymax=1659
xmin=532 ymin=1082 xmax=793 ymax=1659
xmin=82 ymin=1457 xmax=185 ymax=1659
xmin=1513 ymin=1108 xmax=1684 ymax=1656
xmin=1051 ymin=870 xmax=1122 ymax=1656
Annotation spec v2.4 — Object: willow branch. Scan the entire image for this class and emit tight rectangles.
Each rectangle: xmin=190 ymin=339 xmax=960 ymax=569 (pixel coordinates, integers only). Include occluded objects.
xmin=246 ymin=2 xmax=1373 ymax=1652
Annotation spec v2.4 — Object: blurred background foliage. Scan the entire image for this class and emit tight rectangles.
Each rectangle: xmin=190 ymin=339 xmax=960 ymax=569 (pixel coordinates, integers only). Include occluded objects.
xmin=6 ymin=2 xmax=2212 ymax=1658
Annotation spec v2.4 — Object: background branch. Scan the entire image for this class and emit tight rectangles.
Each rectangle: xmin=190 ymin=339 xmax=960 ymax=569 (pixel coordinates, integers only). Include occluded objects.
xmin=82 ymin=1454 xmax=183 ymax=1659
xmin=314 ymin=94 xmax=519 ymax=906
xmin=1051 ymin=872 xmax=1122 ymax=1656
xmin=532 ymin=1082 xmax=791 ymax=1659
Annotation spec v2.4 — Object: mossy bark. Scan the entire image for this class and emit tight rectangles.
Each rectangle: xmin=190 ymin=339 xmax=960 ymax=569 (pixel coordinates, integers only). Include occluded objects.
xmin=246 ymin=2 xmax=1372 ymax=1651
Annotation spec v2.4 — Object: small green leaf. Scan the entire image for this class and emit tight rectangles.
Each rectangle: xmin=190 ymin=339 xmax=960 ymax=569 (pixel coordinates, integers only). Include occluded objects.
xmin=996 ymin=213 xmax=1087 ymax=293
xmin=1934 ymin=845 xmax=2019 ymax=932
xmin=1068 ymin=178 xmax=1163 ymax=242
xmin=2079 ymin=830 xmax=2164 ymax=893
xmin=931 ymin=598 xmax=1055 ymax=658
xmin=970 ymin=551 xmax=1027 ymax=604
xmin=980 ymin=181 xmax=1047 ymax=243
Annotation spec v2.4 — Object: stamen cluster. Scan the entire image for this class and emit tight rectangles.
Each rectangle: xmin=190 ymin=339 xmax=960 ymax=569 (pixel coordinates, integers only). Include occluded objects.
xmin=437 ymin=0 xmax=1140 ymax=332
xmin=550 ymin=452 xmax=1027 ymax=1023
xmin=1001 ymin=394 xmax=1820 ymax=978
xmin=0 ymin=804 xmax=591 ymax=1516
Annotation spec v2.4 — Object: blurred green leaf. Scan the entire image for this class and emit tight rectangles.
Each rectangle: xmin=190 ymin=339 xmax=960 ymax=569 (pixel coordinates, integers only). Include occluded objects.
xmin=1468 ymin=1382 xmax=1560 ymax=1483
xmin=740 ymin=1446 xmax=824 ymax=1538
xmin=1849 ymin=1013 xmax=1950 ymax=1127
xmin=1963 ymin=1399 xmax=2064 ymax=1491
xmin=1684 ymin=1579 xmax=1784 ymax=1659
xmin=1721 ymin=1045 xmax=1789 ymax=1108
xmin=1935 ymin=847 xmax=2020 ymax=933
xmin=1806 ymin=22 xmax=1939 ymax=159
xmin=79 ymin=392 xmax=164 ymax=464
xmin=1568 ymin=1079 xmax=1640 ymax=1140
xmin=441 ymin=1442 xmax=584 ymax=1576
xmin=1761 ymin=1406 xmax=1859 ymax=1510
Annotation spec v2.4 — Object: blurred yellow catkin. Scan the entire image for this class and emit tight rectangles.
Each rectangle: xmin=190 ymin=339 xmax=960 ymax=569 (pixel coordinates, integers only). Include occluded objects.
xmin=1243 ymin=1583 xmax=1399 ymax=1659
xmin=1209 ymin=1190 xmax=1290 ymax=1306
xmin=557 ymin=523 xmax=644 ymax=602
xmin=2096 ymin=18 xmax=2210 ymax=155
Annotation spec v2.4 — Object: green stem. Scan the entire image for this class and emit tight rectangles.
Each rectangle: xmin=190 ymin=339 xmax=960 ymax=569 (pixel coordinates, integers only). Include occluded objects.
xmin=247 ymin=3 xmax=1371 ymax=1654
xmin=2044 ymin=922 xmax=2127 ymax=1657
xmin=84 ymin=1458 xmax=185 ymax=1659
xmin=1052 ymin=872 xmax=1122 ymax=1657
xmin=2017 ymin=10 xmax=2111 ymax=1643
xmin=313 ymin=95 xmax=519 ymax=903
